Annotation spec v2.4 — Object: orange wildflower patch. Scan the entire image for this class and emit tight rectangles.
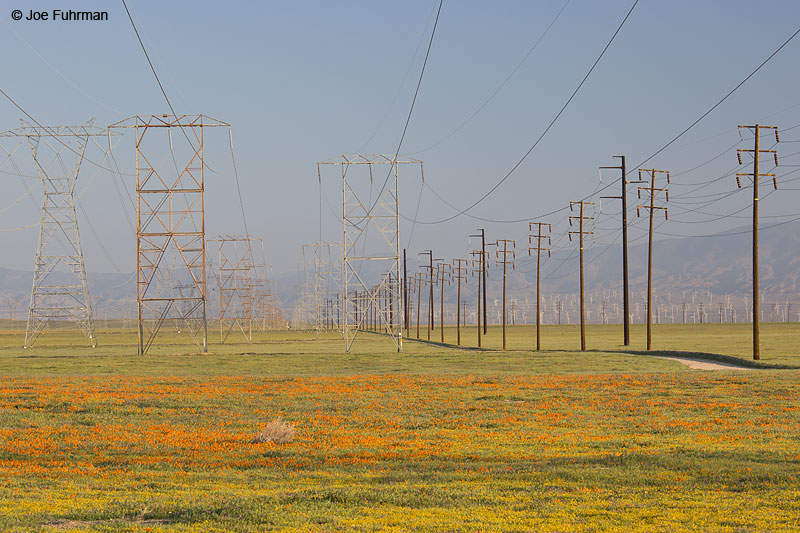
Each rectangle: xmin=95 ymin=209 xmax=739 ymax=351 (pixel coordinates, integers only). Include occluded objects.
xmin=0 ymin=372 xmax=799 ymax=530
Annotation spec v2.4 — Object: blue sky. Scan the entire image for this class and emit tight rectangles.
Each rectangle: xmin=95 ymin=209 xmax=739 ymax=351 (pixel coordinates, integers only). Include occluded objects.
xmin=1 ymin=0 xmax=799 ymax=275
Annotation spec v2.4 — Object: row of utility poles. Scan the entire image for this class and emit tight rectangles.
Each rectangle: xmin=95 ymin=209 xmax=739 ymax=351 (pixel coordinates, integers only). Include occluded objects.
xmin=339 ymin=125 xmax=777 ymax=360
xmin=398 ymin=156 xmax=666 ymax=354
xmin=399 ymin=232 xmax=515 ymax=349
xmin=591 ymin=126 xmax=775 ymax=360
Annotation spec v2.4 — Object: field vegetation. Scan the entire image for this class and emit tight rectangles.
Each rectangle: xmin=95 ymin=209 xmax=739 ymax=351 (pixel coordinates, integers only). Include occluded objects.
xmin=0 ymin=323 xmax=798 ymax=531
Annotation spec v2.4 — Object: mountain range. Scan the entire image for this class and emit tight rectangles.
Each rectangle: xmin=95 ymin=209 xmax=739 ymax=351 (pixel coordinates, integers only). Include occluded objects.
xmin=1 ymin=222 xmax=798 ymax=319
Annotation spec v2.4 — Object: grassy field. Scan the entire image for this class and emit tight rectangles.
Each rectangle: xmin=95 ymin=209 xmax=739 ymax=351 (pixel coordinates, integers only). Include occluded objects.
xmin=1 ymin=323 xmax=799 ymax=531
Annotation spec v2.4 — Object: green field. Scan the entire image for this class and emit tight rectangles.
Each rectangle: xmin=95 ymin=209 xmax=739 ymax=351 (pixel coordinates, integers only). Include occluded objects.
xmin=1 ymin=323 xmax=799 ymax=531
xmin=2 ymin=321 xmax=799 ymax=375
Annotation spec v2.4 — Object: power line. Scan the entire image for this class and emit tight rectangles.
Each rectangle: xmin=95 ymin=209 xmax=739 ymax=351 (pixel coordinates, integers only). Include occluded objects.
xmin=409 ymin=0 xmax=572 ymax=155
xmin=1 ymin=17 xmax=126 ymax=116
xmin=410 ymin=21 xmax=800 ymax=227
xmin=121 ymin=0 xmax=179 ymax=119
xmin=409 ymin=0 xmax=639 ymax=225
xmin=0 ymin=88 xmax=132 ymax=175
xmin=379 ymin=0 xmax=443 ymax=247
xmin=227 ymin=129 xmax=250 ymax=237
xmin=660 ymin=214 xmax=800 ymax=239
xmin=628 ymin=26 xmax=800 ymax=172
xmin=121 ymin=0 xmax=249 ymax=235
xmin=670 ymin=140 xmax=742 ymax=180
xmin=356 ymin=0 xmax=439 ymax=153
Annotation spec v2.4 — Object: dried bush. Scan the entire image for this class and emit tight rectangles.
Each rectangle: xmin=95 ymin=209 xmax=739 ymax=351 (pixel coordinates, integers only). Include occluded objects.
xmin=252 ymin=418 xmax=295 ymax=444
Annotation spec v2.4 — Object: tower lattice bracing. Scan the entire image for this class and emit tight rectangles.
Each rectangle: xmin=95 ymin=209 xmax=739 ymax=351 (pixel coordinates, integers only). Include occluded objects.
xmin=109 ymin=114 xmax=230 ymax=355
xmin=317 ymin=155 xmax=422 ymax=352
xmin=302 ymin=242 xmax=343 ymax=336
xmin=1 ymin=121 xmax=104 ymax=348
xmin=212 ymin=235 xmax=257 ymax=343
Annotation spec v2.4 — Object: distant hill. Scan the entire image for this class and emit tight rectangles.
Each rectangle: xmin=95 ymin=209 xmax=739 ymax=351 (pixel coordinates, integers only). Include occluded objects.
xmin=540 ymin=221 xmax=800 ymax=297
xmin=1 ymin=222 xmax=798 ymax=319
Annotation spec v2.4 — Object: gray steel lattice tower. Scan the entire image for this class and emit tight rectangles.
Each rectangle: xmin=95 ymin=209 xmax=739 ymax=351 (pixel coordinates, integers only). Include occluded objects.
xmin=317 ymin=155 xmax=422 ymax=353
xmin=1 ymin=121 xmax=102 ymax=348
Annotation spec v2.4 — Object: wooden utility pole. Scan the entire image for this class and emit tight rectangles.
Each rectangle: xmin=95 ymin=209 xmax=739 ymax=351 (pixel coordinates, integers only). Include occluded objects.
xmin=637 ymin=168 xmax=670 ymax=351
xmin=495 ymin=239 xmax=516 ymax=350
xmin=736 ymin=124 xmax=779 ymax=360
xmin=470 ymin=229 xmax=489 ymax=334
xmin=436 ymin=262 xmax=450 ymax=343
xmin=600 ymin=156 xmax=644 ymax=346
xmin=452 ymin=258 xmax=468 ymax=346
xmin=419 ymin=251 xmax=434 ymax=340
xmin=471 ymin=250 xmax=484 ymax=347
xmin=389 ymin=273 xmax=394 ymax=335
xmin=432 ymin=258 xmax=443 ymax=334
xmin=528 ymin=222 xmax=551 ymax=351
xmin=403 ymin=249 xmax=409 ymax=336
xmin=569 ymin=201 xmax=594 ymax=351
xmin=415 ymin=272 xmax=423 ymax=339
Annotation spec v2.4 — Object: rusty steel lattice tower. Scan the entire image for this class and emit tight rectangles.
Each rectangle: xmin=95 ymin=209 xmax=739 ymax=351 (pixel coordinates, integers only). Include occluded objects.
xmin=317 ymin=155 xmax=423 ymax=352
xmin=212 ymin=235 xmax=258 ymax=343
xmin=0 ymin=121 xmax=104 ymax=348
xmin=109 ymin=114 xmax=229 ymax=355
xmin=250 ymin=264 xmax=268 ymax=332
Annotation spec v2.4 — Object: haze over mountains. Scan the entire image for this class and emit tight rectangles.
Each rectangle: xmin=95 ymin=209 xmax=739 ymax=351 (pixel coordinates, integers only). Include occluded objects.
xmin=1 ymin=222 xmax=798 ymax=319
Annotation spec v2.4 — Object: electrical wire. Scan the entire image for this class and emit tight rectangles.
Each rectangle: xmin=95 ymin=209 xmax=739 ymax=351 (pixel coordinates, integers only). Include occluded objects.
xmin=0 ymin=88 xmax=133 ymax=175
xmin=628 ymin=26 xmax=800 ymax=174
xmin=121 ymin=0 xmax=179 ymax=122
xmin=409 ymin=0 xmax=639 ymax=226
xmin=370 ymin=0 xmax=443 ymax=224
xmin=227 ymin=128 xmax=250 ymax=237
xmin=409 ymin=0 xmax=572 ymax=155
xmin=75 ymin=196 xmax=121 ymax=272
xmin=356 ymin=0 xmax=439 ymax=153
xmin=411 ymin=22 xmax=800 ymax=227
xmin=660 ymin=213 xmax=800 ymax=239
xmin=1 ymin=17 xmax=126 ymax=116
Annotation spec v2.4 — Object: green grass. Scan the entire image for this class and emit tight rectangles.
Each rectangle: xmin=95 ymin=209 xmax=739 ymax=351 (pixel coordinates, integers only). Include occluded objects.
xmin=0 ymin=323 xmax=799 ymax=531
xmin=1 ymin=321 xmax=799 ymax=376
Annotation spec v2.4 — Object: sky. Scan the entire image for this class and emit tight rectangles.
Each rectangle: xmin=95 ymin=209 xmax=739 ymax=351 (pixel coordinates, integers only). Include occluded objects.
xmin=1 ymin=0 xmax=799 ymax=279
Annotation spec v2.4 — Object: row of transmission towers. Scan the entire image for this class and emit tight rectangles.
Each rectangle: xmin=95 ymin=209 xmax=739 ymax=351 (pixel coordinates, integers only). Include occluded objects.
xmin=316 ymin=155 xmax=424 ymax=352
xmin=0 ymin=115 xmax=282 ymax=353
xmin=0 ymin=121 xmax=104 ymax=348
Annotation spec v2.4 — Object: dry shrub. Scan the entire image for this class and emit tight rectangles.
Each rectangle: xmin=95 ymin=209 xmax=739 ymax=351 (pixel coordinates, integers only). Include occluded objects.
xmin=252 ymin=418 xmax=295 ymax=444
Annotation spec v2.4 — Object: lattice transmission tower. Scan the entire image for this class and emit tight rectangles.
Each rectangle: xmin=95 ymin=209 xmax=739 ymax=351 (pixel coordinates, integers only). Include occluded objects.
xmin=302 ymin=241 xmax=343 ymax=337
xmin=211 ymin=235 xmax=259 ymax=343
xmin=0 ymin=120 xmax=106 ymax=348
xmin=250 ymin=264 xmax=267 ymax=332
xmin=109 ymin=114 xmax=230 ymax=355
xmin=317 ymin=155 xmax=422 ymax=352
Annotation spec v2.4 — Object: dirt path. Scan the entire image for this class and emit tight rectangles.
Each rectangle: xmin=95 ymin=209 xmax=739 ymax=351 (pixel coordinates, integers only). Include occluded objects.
xmin=663 ymin=356 xmax=753 ymax=370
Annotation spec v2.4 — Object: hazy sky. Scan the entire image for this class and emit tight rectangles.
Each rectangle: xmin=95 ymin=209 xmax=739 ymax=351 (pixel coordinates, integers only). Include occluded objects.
xmin=1 ymin=0 xmax=799 ymax=277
